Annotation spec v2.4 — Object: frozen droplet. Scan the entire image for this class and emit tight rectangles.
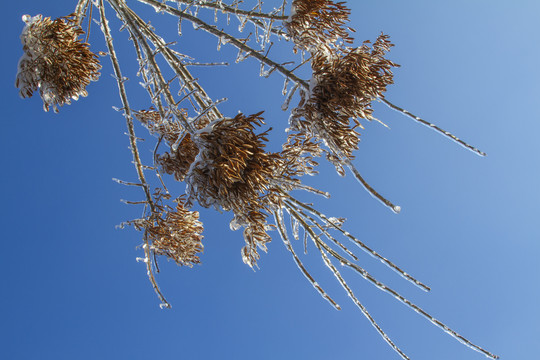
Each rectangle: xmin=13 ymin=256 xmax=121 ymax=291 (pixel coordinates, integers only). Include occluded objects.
xmin=229 ymin=218 xmax=241 ymax=231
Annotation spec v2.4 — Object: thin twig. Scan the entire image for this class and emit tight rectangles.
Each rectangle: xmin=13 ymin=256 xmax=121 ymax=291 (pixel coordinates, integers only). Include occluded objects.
xmin=173 ymin=0 xmax=289 ymax=20
xmin=274 ymin=208 xmax=341 ymax=310
xmin=381 ymin=98 xmax=487 ymax=157
xmin=283 ymin=192 xmax=430 ymax=292
xmin=287 ymin=204 xmax=410 ymax=360
xmin=98 ymin=0 xmax=170 ymax=308
xmin=137 ymin=0 xmax=308 ymax=88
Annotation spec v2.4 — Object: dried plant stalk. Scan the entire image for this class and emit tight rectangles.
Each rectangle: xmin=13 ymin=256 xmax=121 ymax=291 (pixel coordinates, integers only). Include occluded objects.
xmin=15 ymin=0 xmax=497 ymax=359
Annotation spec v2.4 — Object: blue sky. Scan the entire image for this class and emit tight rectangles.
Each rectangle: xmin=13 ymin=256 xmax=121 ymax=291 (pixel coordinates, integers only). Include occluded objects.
xmin=2 ymin=1 xmax=540 ymax=359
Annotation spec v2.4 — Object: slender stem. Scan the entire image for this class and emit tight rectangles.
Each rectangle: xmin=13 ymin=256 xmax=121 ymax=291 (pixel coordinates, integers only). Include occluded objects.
xmin=123 ymin=4 xmax=223 ymax=121
xmin=381 ymin=98 xmax=487 ymax=157
xmin=173 ymin=0 xmax=289 ymax=21
xmin=110 ymin=0 xmax=196 ymax=134
xmin=312 ymin=118 xmax=401 ymax=214
xmin=288 ymin=199 xmax=498 ymax=359
xmin=344 ymin=157 xmax=401 ymax=214
xmin=283 ymin=192 xmax=430 ymax=292
xmin=287 ymin=204 xmax=410 ymax=360
xmin=273 ymin=209 xmax=341 ymax=310
xmin=74 ymin=0 xmax=90 ymax=25
xmin=137 ymin=0 xmax=308 ymax=88
xmin=282 ymin=203 xmax=359 ymax=261
xmin=98 ymin=0 xmax=170 ymax=308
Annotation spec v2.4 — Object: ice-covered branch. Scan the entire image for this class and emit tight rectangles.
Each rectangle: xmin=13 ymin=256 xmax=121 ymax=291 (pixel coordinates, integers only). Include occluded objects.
xmin=137 ymin=0 xmax=308 ymax=87
xmin=172 ymin=0 xmax=289 ymax=20
xmin=381 ymin=98 xmax=487 ymax=157
xmin=98 ymin=0 xmax=170 ymax=308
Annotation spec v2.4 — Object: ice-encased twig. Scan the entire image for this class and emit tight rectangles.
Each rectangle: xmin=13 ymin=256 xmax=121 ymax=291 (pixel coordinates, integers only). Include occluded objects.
xmin=285 ymin=200 xmax=498 ymax=360
xmin=108 ymin=0 xmax=196 ymax=134
xmin=274 ymin=208 xmax=341 ymax=310
xmin=97 ymin=0 xmax=170 ymax=308
xmin=285 ymin=204 xmax=410 ymax=360
xmin=283 ymin=204 xmax=359 ymax=261
xmin=125 ymin=3 xmax=223 ymax=122
xmin=137 ymin=0 xmax=307 ymax=88
xmin=381 ymin=98 xmax=487 ymax=157
xmin=344 ymin=158 xmax=401 ymax=214
xmin=74 ymin=0 xmax=91 ymax=25
xmin=282 ymin=192 xmax=430 ymax=292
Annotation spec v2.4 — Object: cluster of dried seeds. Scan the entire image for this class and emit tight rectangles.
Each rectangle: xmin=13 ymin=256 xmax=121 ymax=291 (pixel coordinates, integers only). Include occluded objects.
xmin=15 ymin=14 xmax=100 ymax=112
xmin=287 ymin=2 xmax=398 ymax=168
xmin=139 ymin=197 xmax=204 ymax=267
xmin=184 ymin=112 xmax=282 ymax=267
xmin=286 ymin=0 xmax=353 ymax=52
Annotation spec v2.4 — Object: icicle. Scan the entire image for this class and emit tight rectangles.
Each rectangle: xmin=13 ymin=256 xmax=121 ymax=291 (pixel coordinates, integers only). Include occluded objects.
xmin=291 ymin=216 xmax=299 ymax=241
xmin=237 ymin=15 xmax=248 ymax=32
xmin=217 ymin=36 xmax=223 ymax=51
xmin=281 ymin=83 xmax=299 ymax=111
xmin=282 ymin=78 xmax=290 ymax=96
xmin=235 ymin=49 xmax=251 ymax=63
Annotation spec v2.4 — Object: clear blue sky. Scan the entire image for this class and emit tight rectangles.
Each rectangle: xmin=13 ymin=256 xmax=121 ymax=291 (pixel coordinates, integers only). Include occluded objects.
xmin=2 ymin=1 xmax=539 ymax=359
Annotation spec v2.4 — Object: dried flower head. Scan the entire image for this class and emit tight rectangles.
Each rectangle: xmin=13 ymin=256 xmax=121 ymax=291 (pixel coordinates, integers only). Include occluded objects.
xmin=186 ymin=112 xmax=278 ymax=212
xmin=291 ymin=34 xmax=398 ymax=162
xmin=185 ymin=112 xmax=280 ymax=266
xmin=286 ymin=0 xmax=353 ymax=51
xmin=144 ymin=198 xmax=204 ymax=267
xmin=15 ymin=14 xmax=101 ymax=112
xmin=312 ymin=35 xmax=398 ymax=117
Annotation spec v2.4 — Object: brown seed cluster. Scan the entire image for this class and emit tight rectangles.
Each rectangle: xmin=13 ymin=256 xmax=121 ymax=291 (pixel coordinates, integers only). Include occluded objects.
xmin=143 ymin=199 xmax=204 ymax=267
xmin=312 ymin=36 xmax=398 ymax=121
xmin=15 ymin=14 xmax=101 ymax=112
xmin=286 ymin=1 xmax=398 ymax=166
xmin=286 ymin=0 xmax=353 ymax=51
xmin=291 ymin=34 xmax=399 ymax=161
xmin=185 ymin=112 xmax=281 ymax=267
